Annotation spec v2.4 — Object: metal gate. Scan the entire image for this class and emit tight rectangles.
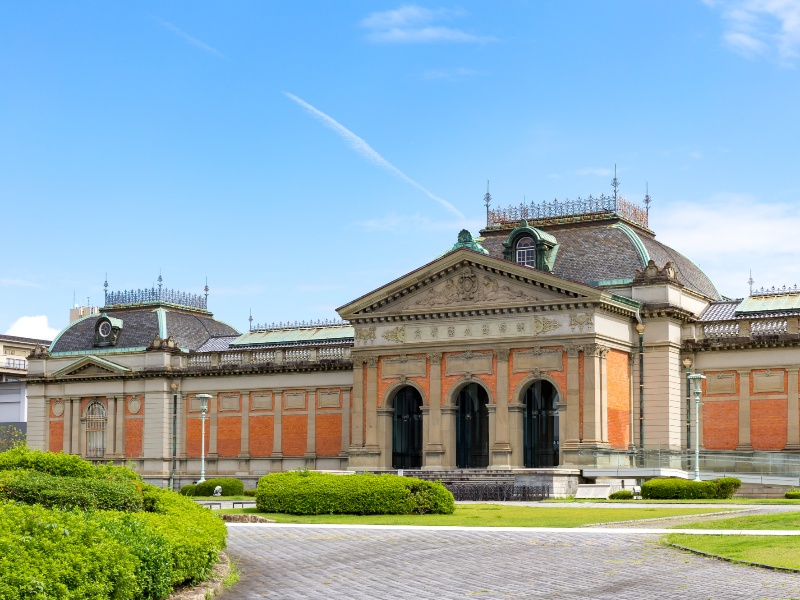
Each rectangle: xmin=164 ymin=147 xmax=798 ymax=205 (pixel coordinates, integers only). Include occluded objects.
xmin=456 ymin=383 xmax=489 ymax=468
xmin=523 ymin=380 xmax=559 ymax=468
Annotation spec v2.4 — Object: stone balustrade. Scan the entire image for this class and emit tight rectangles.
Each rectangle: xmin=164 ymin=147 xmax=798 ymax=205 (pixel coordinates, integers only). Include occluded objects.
xmin=700 ymin=317 xmax=798 ymax=340
xmin=188 ymin=345 xmax=352 ymax=368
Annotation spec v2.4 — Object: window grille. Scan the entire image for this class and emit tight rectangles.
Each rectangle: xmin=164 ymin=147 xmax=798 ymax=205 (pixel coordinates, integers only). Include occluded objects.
xmin=85 ymin=400 xmax=107 ymax=458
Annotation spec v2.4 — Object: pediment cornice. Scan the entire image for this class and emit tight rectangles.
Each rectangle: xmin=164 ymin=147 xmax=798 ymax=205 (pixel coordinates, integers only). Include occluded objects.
xmin=51 ymin=356 xmax=132 ymax=379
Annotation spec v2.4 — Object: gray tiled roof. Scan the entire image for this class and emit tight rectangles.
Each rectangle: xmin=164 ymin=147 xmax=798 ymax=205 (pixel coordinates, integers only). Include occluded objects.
xmin=0 ymin=334 xmax=51 ymax=345
xmin=480 ymin=220 xmax=721 ymax=300
xmin=51 ymin=307 xmax=239 ymax=353
xmin=195 ymin=336 xmax=239 ymax=352
xmin=699 ymin=300 xmax=740 ymax=321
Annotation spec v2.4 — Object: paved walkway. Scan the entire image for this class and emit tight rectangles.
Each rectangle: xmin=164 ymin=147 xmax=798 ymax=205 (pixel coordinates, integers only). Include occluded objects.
xmin=220 ymin=523 xmax=800 ymax=599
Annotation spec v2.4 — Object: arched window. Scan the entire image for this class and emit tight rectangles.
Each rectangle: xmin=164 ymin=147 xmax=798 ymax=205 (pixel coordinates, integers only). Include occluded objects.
xmin=515 ymin=236 xmax=536 ymax=267
xmin=85 ymin=399 xmax=107 ymax=458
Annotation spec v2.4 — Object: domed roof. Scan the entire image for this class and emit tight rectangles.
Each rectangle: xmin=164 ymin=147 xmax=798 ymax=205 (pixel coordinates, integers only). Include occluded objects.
xmin=50 ymin=306 xmax=239 ymax=354
xmin=480 ymin=214 xmax=720 ymax=300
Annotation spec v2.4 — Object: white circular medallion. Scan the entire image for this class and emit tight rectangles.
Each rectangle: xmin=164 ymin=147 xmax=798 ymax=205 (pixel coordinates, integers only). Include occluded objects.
xmin=128 ymin=397 xmax=141 ymax=414
xmin=52 ymin=400 xmax=64 ymax=417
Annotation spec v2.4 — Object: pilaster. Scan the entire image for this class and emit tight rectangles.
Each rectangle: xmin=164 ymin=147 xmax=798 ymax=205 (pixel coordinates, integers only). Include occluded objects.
xmin=305 ymin=388 xmax=316 ymax=460
xmin=490 ymin=348 xmax=512 ymax=469
xmin=786 ymin=368 xmax=800 ymax=450
xmin=423 ymin=353 xmax=445 ymax=468
xmin=562 ymin=345 xmax=581 ymax=448
xmin=736 ymin=370 xmax=752 ymax=450
xmin=271 ymin=391 xmax=283 ymax=458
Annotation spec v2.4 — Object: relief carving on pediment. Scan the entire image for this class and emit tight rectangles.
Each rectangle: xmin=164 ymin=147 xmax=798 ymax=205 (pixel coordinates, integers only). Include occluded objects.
xmin=414 ymin=267 xmax=538 ymax=308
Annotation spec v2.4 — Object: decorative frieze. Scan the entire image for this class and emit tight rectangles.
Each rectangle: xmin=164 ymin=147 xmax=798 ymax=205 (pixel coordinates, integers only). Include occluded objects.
xmin=427 ymin=352 xmax=442 ymax=365
xmin=753 ymin=370 xmax=785 ymax=393
xmin=446 ymin=350 xmax=493 ymax=377
xmin=513 ymin=347 xmax=563 ymax=373
xmin=355 ymin=327 xmax=376 ymax=344
xmin=382 ymin=355 xmax=427 ymax=379
xmin=706 ymin=373 xmax=736 ymax=395
xmin=532 ymin=316 xmax=561 ymax=336
xmin=382 ymin=326 xmax=406 ymax=343
xmin=569 ymin=312 xmax=594 ymax=333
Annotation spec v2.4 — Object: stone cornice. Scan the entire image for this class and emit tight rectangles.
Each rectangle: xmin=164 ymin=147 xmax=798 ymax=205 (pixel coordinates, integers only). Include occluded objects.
xmin=685 ymin=336 xmax=800 ymax=352
xmin=640 ymin=303 xmax=698 ymax=323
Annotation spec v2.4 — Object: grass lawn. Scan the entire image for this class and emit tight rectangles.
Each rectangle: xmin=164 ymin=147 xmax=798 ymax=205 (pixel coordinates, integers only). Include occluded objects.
xmin=545 ymin=498 xmax=800 ymax=505
xmin=666 ymin=510 xmax=800 ymax=571
xmin=219 ymin=503 xmax=730 ymax=527
xmin=666 ymin=534 xmax=800 ymax=571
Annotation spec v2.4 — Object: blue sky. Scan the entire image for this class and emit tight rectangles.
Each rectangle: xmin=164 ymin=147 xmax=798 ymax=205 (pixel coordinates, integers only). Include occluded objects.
xmin=2 ymin=1 xmax=800 ymax=339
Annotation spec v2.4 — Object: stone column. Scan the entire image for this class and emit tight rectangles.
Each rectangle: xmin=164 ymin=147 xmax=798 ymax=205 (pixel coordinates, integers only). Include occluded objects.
xmin=600 ymin=347 xmax=609 ymax=444
xmin=582 ymin=345 xmax=606 ymax=446
xmin=441 ymin=405 xmax=457 ymax=469
xmin=350 ymin=359 xmax=365 ymax=449
xmin=377 ymin=406 xmax=394 ymax=469
xmin=239 ymin=394 xmax=250 ymax=458
xmin=364 ymin=356 xmax=379 ymax=450
xmin=208 ymin=394 xmax=218 ymax=458
xmin=491 ymin=349 xmax=512 ymax=469
xmin=272 ymin=391 xmax=283 ymax=457
xmin=736 ymin=370 xmax=753 ymax=450
xmin=508 ymin=403 xmax=525 ymax=466
xmin=106 ymin=396 xmax=117 ymax=458
xmin=563 ymin=346 xmax=581 ymax=447
xmin=423 ymin=353 xmax=445 ymax=468
xmin=305 ymin=389 xmax=316 ymax=463
xmin=486 ymin=402 xmax=497 ymax=468
xmin=115 ymin=396 xmax=125 ymax=455
xmin=786 ymin=368 xmax=800 ymax=450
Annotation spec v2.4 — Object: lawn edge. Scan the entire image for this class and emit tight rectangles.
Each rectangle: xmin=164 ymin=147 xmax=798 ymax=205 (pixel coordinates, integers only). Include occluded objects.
xmin=665 ymin=539 xmax=800 ymax=574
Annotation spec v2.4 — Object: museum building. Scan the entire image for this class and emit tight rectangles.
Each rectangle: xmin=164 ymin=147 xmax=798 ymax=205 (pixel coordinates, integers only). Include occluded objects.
xmin=23 ymin=191 xmax=800 ymax=487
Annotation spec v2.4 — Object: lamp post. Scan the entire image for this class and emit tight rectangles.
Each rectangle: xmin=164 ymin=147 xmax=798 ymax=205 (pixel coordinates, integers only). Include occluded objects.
xmin=196 ymin=394 xmax=212 ymax=484
xmin=687 ymin=374 xmax=706 ymax=482
xmin=682 ymin=358 xmax=693 ymax=451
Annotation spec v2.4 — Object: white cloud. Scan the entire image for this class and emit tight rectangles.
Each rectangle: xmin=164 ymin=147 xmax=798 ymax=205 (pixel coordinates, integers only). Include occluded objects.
xmin=653 ymin=193 xmax=800 ymax=298
xmin=154 ymin=18 xmax=225 ymax=58
xmin=5 ymin=316 xmax=59 ymax=341
xmin=361 ymin=5 xmax=495 ymax=44
xmin=284 ymin=92 xmax=464 ymax=218
xmin=708 ymin=0 xmax=800 ymax=64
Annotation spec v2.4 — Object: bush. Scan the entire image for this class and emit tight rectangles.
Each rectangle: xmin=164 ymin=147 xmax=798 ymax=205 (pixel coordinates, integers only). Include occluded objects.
xmin=0 ymin=501 xmax=138 ymax=600
xmin=785 ymin=490 xmax=800 ymax=499
xmin=0 ymin=445 xmax=139 ymax=484
xmin=179 ymin=483 xmax=197 ymax=497
xmin=194 ymin=478 xmax=244 ymax=497
xmin=255 ymin=471 xmax=455 ymax=515
xmin=641 ymin=477 xmax=742 ymax=500
xmin=714 ymin=477 xmax=742 ymax=499
xmin=243 ymin=489 xmax=256 ymax=497
xmin=0 ymin=469 xmax=144 ymax=512
xmin=139 ymin=485 xmax=227 ymax=586
xmin=609 ymin=490 xmax=633 ymax=500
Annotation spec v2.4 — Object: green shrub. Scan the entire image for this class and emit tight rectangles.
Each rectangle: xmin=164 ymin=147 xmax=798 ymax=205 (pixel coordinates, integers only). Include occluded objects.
xmin=0 ymin=469 xmax=144 ymax=512
xmin=0 ymin=501 xmax=138 ymax=600
xmin=139 ymin=485 xmax=228 ymax=586
xmin=0 ymin=445 xmax=140 ymax=484
xmin=714 ymin=477 xmax=742 ymax=499
xmin=785 ymin=490 xmax=800 ymax=499
xmin=179 ymin=483 xmax=197 ymax=497
xmin=243 ymin=489 xmax=256 ymax=497
xmin=194 ymin=478 xmax=244 ymax=497
xmin=255 ymin=471 xmax=455 ymax=515
xmin=609 ymin=490 xmax=633 ymax=500
xmin=641 ymin=477 xmax=741 ymax=500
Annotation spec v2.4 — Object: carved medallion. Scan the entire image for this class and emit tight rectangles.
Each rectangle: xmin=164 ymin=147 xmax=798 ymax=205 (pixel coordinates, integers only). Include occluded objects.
xmin=532 ymin=316 xmax=560 ymax=336
xmin=52 ymin=399 xmax=64 ymax=417
xmin=569 ymin=312 xmax=594 ymax=333
xmin=128 ymin=396 xmax=141 ymax=414
xmin=382 ymin=327 xmax=406 ymax=343
xmin=355 ymin=327 xmax=376 ymax=343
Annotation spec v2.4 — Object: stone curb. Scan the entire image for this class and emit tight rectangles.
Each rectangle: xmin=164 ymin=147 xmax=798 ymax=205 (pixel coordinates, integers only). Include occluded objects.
xmin=168 ymin=551 xmax=230 ymax=600
xmin=667 ymin=541 xmax=800 ymax=574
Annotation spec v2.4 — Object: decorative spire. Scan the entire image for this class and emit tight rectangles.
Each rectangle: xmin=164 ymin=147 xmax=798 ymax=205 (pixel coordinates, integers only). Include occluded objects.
xmin=103 ymin=274 xmax=108 ymax=304
xmin=157 ymin=270 xmax=163 ymax=293
xmin=204 ymin=277 xmax=209 ymax=305
xmin=484 ymin=180 xmax=491 ymax=227
xmin=611 ymin=164 xmax=620 ymax=202
xmin=644 ymin=182 xmax=651 ymax=218
xmin=248 ymin=309 xmax=253 ymax=331
xmin=748 ymin=270 xmax=755 ymax=296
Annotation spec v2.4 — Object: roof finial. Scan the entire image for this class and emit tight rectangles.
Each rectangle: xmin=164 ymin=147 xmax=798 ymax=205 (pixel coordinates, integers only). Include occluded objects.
xmin=484 ymin=180 xmax=491 ymax=227
xmin=103 ymin=274 xmax=108 ymax=304
xmin=644 ymin=182 xmax=651 ymax=217
xmin=204 ymin=277 xmax=209 ymax=305
xmin=748 ymin=269 xmax=755 ymax=296
xmin=611 ymin=164 xmax=620 ymax=203
xmin=157 ymin=269 xmax=163 ymax=292
xmin=248 ymin=308 xmax=253 ymax=331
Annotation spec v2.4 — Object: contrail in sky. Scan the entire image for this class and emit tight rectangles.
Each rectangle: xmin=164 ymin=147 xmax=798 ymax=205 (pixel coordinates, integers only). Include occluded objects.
xmin=284 ymin=92 xmax=464 ymax=219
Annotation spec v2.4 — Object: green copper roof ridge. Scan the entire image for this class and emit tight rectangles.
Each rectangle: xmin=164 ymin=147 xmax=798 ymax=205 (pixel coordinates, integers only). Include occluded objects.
xmin=50 ymin=346 xmax=150 ymax=357
xmin=48 ymin=313 xmax=97 ymax=353
xmin=610 ymin=222 xmax=650 ymax=268
xmin=154 ymin=307 xmax=168 ymax=338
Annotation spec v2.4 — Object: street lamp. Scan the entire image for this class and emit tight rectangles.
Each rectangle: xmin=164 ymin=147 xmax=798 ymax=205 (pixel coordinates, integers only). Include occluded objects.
xmin=682 ymin=357 xmax=693 ymax=450
xmin=687 ymin=374 xmax=706 ymax=482
xmin=196 ymin=394 xmax=212 ymax=484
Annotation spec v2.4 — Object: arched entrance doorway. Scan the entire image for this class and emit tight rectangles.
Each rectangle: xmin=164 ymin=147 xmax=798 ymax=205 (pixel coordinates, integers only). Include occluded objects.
xmin=455 ymin=383 xmax=489 ymax=468
xmin=523 ymin=380 xmax=560 ymax=468
xmin=392 ymin=386 xmax=423 ymax=469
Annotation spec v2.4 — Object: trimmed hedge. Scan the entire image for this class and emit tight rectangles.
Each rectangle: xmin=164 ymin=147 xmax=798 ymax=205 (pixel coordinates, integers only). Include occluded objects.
xmin=0 ymin=445 xmax=138 ymax=483
xmin=609 ymin=490 xmax=633 ymax=500
xmin=785 ymin=491 xmax=800 ymax=499
xmin=256 ymin=470 xmax=455 ymax=515
xmin=0 ymin=469 xmax=144 ymax=512
xmin=179 ymin=483 xmax=197 ymax=497
xmin=641 ymin=477 xmax=742 ymax=500
xmin=194 ymin=478 xmax=244 ymax=497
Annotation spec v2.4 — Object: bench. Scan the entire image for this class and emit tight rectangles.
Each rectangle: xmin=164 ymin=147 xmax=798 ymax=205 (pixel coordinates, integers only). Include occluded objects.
xmin=232 ymin=501 xmax=256 ymax=509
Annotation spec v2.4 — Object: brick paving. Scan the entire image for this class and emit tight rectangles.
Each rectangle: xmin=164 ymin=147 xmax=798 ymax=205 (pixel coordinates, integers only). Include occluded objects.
xmin=220 ymin=525 xmax=800 ymax=600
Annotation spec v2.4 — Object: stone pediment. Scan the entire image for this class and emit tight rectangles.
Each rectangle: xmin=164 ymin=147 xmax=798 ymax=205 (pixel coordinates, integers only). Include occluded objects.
xmin=52 ymin=356 xmax=131 ymax=378
xmin=338 ymin=249 xmax=602 ymax=319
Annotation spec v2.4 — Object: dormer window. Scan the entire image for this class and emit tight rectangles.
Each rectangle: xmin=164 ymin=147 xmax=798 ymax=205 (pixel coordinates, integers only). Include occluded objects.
xmin=515 ymin=236 xmax=536 ymax=267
